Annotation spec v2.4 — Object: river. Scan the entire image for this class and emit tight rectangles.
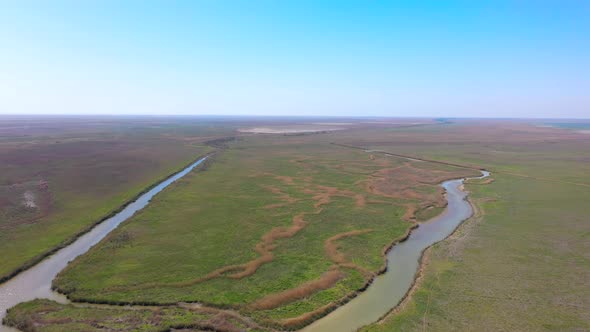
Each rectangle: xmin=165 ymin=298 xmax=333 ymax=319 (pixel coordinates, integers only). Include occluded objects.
xmin=303 ymin=171 xmax=489 ymax=332
xmin=0 ymin=156 xmax=209 ymax=331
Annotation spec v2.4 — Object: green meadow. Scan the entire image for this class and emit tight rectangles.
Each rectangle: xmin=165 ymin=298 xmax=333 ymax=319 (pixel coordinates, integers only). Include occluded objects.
xmin=4 ymin=120 xmax=588 ymax=331
xmin=49 ymin=132 xmax=471 ymax=329
xmin=360 ymin=123 xmax=589 ymax=331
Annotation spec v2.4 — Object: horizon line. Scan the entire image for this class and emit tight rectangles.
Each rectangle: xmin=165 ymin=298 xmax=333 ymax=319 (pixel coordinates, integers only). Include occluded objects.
xmin=0 ymin=113 xmax=589 ymax=120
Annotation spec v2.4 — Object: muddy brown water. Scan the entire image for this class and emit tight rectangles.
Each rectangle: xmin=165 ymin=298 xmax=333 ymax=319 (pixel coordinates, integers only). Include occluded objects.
xmin=302 ymin=171 xmax=489 ymax=332
xmin=0 ymin=156 xmax=209 ymax=331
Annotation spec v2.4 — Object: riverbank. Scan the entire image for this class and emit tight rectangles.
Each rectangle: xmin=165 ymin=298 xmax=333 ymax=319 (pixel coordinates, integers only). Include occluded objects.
xmin=362 ymin=176 xmax=488 ymax=329
xmin=0 ymin=155 xmax=212 ymax=328
xmin=302 ymin=172 xmax=488 ymax=331
xmin=363 ymin=173 xmax=589 ymax=331
xmin=0 ymin=152 xmax=212 ymax=286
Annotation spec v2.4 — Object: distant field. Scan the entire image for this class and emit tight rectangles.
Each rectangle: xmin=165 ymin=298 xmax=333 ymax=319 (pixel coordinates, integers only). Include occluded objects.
xmin=0 ymin=116 xmax=226 ymax=281
xmin=4 ymin=118 xmax=589 ymax=331
xmin=543 ymin=121 xmax=590 ymax=130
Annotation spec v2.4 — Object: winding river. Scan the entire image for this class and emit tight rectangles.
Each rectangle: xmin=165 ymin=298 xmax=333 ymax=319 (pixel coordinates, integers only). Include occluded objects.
xmin=0 ymin=154 xmax=488 ymax=332
xmin=0 ymin=156 xmax=209 ymax=331
xmin=303 ymin=171 xmax=490 ymax=332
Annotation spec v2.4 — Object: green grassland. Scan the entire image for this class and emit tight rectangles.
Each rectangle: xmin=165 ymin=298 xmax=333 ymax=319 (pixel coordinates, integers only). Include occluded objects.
xmin=354 ymin=123 xmax=589 ymax=331
xmin=363 ymin=173 xmax=590 ymax=331
xmin=0 ymin=117 xmax=224 ymax=281
xmin=48 ymin=132 xmax=472 ymax=329
xmin=5 ymin=120 xmax=588 ymax=331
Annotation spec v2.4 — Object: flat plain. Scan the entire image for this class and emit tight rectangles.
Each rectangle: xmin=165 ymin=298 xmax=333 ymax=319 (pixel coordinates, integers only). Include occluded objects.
xmin=3 ymin=117 xmax=589 ymax=331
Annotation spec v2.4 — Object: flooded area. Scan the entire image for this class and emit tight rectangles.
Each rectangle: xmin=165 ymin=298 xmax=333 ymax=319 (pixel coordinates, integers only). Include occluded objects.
xmin=303 ymin=171 xmax=489 ymax=332
xmin=0 ymin=156 xmax=209 ymax=331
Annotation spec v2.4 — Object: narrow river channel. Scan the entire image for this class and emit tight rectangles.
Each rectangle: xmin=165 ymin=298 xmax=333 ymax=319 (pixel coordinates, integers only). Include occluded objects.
xmin=0 ymin=156 xmax=209 ymax=331
xmin=303 ymin=171 xmax=490 ymax=332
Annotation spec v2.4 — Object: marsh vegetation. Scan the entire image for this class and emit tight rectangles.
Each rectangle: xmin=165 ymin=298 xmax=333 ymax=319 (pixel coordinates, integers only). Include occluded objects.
xmin=2 ymin=117 xmax=588 ymax=331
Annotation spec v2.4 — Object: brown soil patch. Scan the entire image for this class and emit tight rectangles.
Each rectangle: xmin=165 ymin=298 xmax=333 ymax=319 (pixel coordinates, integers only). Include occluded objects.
xmin=280 ymin=302 xmax=336 ymax=328
xmin=325 ymin=229 xmax=374 ymax=277
xmin=261 ymin=185 xmax=299 ymax=209
xmin=402 ymin=204 xmax=417 ymax=222
xmin=354 ymin=194 xmax=366 ymax=207
xmin=304 ymin=185 xmax=356 ymax=209
xmin=362 ymin=163 xmax=471 ymax=222
xmin=203 ymin=312 xmax=251 ymax=332
xmin=325 ymin=230 xmax=373 ymax=265
xmin=275 ymin=175 xmax=295 ymax=185
xmin=250 ymin=269 xmax=345 ymax=310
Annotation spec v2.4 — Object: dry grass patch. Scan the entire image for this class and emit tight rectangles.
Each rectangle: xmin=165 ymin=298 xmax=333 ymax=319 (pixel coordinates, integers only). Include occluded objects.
xmin=251 ymin=269 xmax=345 ymax=310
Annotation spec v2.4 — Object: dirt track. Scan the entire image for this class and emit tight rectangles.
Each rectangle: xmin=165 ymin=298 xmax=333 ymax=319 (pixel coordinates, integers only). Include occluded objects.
xmin=333 ymin=142 xmax=590 ymax=188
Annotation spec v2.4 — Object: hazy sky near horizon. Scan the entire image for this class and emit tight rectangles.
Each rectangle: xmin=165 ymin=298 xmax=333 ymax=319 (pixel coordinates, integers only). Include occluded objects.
xmin=1 ymin=1 xmax=589 ymax=118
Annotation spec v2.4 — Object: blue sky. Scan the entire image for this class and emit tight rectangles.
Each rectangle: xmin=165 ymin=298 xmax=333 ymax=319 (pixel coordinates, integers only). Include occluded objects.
xmin=1 ymin=1 xmax=589 ymax=118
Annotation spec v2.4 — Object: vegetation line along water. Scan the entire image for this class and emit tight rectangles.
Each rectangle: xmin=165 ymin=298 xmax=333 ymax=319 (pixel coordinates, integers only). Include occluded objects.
xmin=0 ymin=153 xmax=214 ymax=285
xmin=0 ymin=155 xmax=211 ymax=331
xmin=302 ymin=170 xmax=490 ymax=332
